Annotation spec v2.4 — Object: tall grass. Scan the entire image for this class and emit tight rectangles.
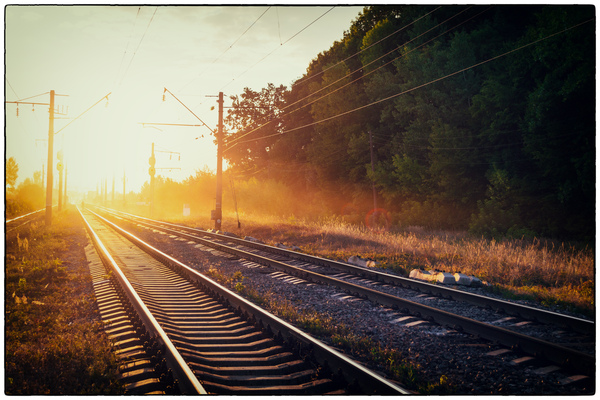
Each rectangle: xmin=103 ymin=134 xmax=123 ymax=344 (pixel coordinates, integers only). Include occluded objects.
xmin=213 ymin=212 xmax=594 ymax=315
xmin=5 ymin=208 xmax=123 ymax=394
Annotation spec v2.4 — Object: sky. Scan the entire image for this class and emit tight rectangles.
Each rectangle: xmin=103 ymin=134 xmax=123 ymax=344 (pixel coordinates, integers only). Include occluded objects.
xmin=5 ymin=5 xmax=365 ymax=196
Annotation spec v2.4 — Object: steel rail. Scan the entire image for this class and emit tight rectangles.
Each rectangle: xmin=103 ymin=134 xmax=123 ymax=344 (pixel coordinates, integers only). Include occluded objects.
xmin=95 ymin=207 xmax=595 ymax=377
xmin=5 ymin=207 xmax=46 ymax=223
xmin=100 ymin=207 xmax=594 ymax=336
xmin=78 ymin=207 xmax=207 ymax=395
xmin=87 ymin=208 xmax=411 ymax=395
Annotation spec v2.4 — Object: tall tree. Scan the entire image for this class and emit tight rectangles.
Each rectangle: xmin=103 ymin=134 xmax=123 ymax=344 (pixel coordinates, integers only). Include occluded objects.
xmin=223 ymin=84 xmax=288 ymax=176
xmin=6 ymin=157 xmax=19 ymax=191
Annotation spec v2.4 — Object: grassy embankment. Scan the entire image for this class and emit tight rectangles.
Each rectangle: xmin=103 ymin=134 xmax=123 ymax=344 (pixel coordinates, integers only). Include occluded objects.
xmin=174 ymin=211 xmax=591 ymax=392
xmin=5 ymin=207 xmax=123 ymax=394
xmin=181 ymin=211 xmax=594 ymax=317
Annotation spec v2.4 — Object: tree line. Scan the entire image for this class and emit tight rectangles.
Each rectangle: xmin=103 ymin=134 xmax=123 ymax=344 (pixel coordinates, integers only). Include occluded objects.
xmin=222 ymin=5 xmax=595 ymax=241
xmin=5 ymin=157 xmax=45 ymax=217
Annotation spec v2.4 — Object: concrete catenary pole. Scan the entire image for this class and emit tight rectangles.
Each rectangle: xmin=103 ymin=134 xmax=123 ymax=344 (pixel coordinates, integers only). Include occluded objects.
xmin=215 ymin=92 xmax=224 ymax=230
xmin=45 ymin=90 xmax=55 ymax=225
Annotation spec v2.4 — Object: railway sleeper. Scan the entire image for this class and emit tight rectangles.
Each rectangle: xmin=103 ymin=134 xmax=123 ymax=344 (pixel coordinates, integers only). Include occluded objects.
xmin=118 ymin=366 xmax=159 ymax=384
xmin=144 ymin=309 xmax=237 ymax=320
xmin=171 ymin=337 xmax=277 ymax=352
xmin=143 ymin=308 xmax=233 ymax=318
xmin=179 ymin=349 xmax=296 ymax=366
xmin=159 ymin=319 xmax=247 ymax=330
xmin=199 ymin=378 xmax=342 ymax=395
xmin=167 ymin=330 xmax=265 ymax=344
xmin=189 ymin=359 xmax=307 ymax=375
xmin=193 ymin=367 xmax=318 ymax=387
xmin=162 ymin=325 xmax=255 ymax=337
xmin=141 ymin=299 xmax=221 ymax=309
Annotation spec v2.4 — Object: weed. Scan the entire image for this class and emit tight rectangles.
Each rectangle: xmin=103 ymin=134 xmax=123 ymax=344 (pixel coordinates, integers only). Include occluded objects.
xmin=212 ymin=212 xmax=593 ymax=315
xmin=5 ymin=207 xmax=123 ymax=394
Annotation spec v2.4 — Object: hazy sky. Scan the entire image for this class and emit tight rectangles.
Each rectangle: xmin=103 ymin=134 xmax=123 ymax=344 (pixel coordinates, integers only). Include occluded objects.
xmin=5 ymin=5 xmax=364 ymax=194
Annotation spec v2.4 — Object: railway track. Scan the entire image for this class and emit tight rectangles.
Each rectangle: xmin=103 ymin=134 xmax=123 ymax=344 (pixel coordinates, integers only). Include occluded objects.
xmin=5 ymin=207 xmax=48 ymax=233
xmin=79 ymin=206 xmax=409 ymax=394
xmin=92 ymin=206 xmax=595 ymax=388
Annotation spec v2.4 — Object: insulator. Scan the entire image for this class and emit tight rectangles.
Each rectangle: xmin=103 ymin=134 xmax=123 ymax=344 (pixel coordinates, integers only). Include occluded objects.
xmin=16 ymin=107 xmax=19 ymax=117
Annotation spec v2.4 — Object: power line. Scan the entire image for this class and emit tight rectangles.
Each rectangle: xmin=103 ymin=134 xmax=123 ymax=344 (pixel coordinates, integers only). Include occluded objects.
xmin=115 ymin=6 xmax=141 ymax=87
xmin=178 ymin=6 xmax=272 ymax=93
xmin=281 ymin=6 xmax=481 ymax=116
xmin=226 ymin=16 xmax=593 ymax=151
xmin=119 ymin=6 xmax=158 ymax=86
xmin=293 ymin=6 xmax=442 ymax=89
xmin=226 ymin=6 xmax=481 ymax=149
xmin=6 ymin=78 xmax=20 ymax=99
xmin=161 ymin=87 xmax=216 ymax=135
xmin=219 ymin=6 xmax=336 ymax=92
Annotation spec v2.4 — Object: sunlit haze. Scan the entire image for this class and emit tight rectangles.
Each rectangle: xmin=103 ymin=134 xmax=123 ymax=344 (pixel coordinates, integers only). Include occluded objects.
xmin=5 ymin=5 xmax=363 ymax=196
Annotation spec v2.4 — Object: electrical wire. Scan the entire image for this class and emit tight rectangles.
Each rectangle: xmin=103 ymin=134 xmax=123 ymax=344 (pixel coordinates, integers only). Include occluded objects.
xmin=219 ymin=6 xmax=336 ymax=92
xmin=6 ymin=78 xmax=20 ymax=99
xmin=163 ymin=87 xmax=215 ymax=135
xmin=225 ymin=6 xmax=482 ymax=150
xmin=115 ymin=6 xmax=141 ymax=87
xmin=276 ymin=6 xmax=282 ymax=45
xmin=281 ymin=6 xmax=479 ymax=115
xmin=293 ymin=6 xmax=442 ymax=89
xmin=195 ymin=7 xmax=443 ymax=148
xmin=12 ymin=91 xmax=50 ymax=102
xmin=178 ymin=6 xmax=272 ymax=93
xmin=226 ymin=16 xmax=593 ymax=151
xmin=119 ymin=6 xmax=159 ymax=86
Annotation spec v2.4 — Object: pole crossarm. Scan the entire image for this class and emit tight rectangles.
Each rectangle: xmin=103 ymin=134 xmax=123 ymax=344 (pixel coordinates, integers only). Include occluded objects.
xmin=140 ymin=122 xmax=206 ymax=127
xmin=6 ymin=101 xmax=50 ymax=106
xmin=163 ymin=87 xmax=216 ymax=135
xmin=54 ymin=92 xmax=111 ymax=135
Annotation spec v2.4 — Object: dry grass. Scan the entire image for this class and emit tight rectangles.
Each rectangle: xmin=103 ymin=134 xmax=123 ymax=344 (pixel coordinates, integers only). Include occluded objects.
xmin=209 ymin=212 xmax=594 ymax=316
xmin=5 ymin=207 xmax=123 ymax=394
xmin=203 ymin=266 xmax=451 ymax=393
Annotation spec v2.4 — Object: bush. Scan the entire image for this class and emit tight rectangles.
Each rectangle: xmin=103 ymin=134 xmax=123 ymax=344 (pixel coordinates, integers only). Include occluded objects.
xmin=393 ymin=200 xmax=470 ymax=230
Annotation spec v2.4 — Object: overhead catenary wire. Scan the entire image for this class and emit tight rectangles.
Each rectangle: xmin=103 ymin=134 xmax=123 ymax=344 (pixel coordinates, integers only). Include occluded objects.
xmin=225 ymin=16 xmax=593 ymax=152
xmin=219 ymin=6 xmax=336 ymax=92
xmin=114 ymin=6 xmax=141 ymax=87
xmin=162 ymin=87 xmax=216 ymax=135
xmin=225 ymin=6 xmax=482 ymax=150
xmin=119 ymin=6 xmax=159 ymax=87
xmin=293 ymin=6 xmax=442 ymax=89
xmin=280 ymin=6 xmax=479 ymax=115
xmin=178 ymin=6 xmax=272 ymax=94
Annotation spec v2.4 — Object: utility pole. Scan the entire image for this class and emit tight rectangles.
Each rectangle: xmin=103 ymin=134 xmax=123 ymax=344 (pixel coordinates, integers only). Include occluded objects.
xmin=112 ymin=174 xmax=115 ymax=204
xmin=104 ymin=178 xmax=107 ymax=206
xmin=149 ymin=143 xmax=156 ymax=218
xmin=123 ymin=170 xmax=126 ymax=208
xmin=45 ymin=90 xmax=55 ymax=225
xmin=64 ymin=163 xmax=68 ymax=205
xmin=215 ymin=92 xmax=224 ymax=231
xmin=6 ymin=90 xmax=74 ymax=225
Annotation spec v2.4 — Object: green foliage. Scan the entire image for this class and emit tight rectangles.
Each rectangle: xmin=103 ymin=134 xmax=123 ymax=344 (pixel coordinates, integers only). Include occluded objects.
xmin=216 ymin=5 xmax=594 ymax=241
xmin=393 ymin=200 xmax=471 ymax=230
